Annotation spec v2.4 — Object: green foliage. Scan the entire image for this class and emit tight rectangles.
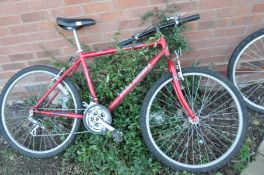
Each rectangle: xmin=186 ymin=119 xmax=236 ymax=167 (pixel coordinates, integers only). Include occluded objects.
xmin=55 ymin=1 xmax=190 ymax=174
xmin=233 ymin=138 xmax=252 ymax=173
xmin=63 ymin=47 xmax=170 ymax=174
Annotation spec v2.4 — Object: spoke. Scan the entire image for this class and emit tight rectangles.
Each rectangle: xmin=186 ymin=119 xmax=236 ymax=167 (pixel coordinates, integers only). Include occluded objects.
xmin=152 ymin=104 xmax=185 ymax=120
xmin=196 ymin=125 xmax=217 ymax=160
xmin=164 ymin=85 xmax=186 ymax=114
xmin=192 ymin=75 xmax=202 ymax=112
xmin=201 ymin=122 xmax=236 ymax=141
xmin=150 ymin=119 xmax=182 ymax=128
xmin=198 ymin=83 xmax=223 ymax=115
xmin=172 ymin=125 xmax=191 ymax=160
xmin=201 ymin=124 xmax=230 ymax=149
xmin=199 ymin=123 xmax=223 ymax=158
xmin=163 ymin=123 xmax=189 ymax=154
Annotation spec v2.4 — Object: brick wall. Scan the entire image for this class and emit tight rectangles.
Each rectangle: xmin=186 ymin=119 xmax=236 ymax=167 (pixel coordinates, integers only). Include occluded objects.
xmin=0 ymin=0 xmax=264 ymax=90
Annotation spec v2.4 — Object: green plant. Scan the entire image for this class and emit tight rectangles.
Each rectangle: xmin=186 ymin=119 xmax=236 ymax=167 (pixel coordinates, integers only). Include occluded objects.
xmin=48 ymin=1 xmax=190 ymax=174
xmin=233 ymin=138 xmax=252 ymax=173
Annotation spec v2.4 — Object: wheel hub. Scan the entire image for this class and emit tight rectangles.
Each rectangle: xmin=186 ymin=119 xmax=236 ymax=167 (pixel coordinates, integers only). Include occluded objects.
xmin=188 ymin=116 xmax=199 ymax=124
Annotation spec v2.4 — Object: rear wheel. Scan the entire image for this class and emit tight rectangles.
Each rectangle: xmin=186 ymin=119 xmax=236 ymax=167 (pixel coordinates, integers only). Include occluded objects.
xmin=0 ymin=65 xmax=82 ymax=158
xmin=140 ymin=67 xmax=247 ymax=172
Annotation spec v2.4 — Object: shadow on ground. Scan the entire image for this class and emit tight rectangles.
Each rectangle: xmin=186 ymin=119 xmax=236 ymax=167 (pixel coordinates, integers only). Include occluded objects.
xmin=0 ymin=136 xmax=61 ymax=175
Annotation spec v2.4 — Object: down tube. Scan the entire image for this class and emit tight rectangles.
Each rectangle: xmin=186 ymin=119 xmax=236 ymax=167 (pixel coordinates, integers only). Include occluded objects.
xmin=108 ymin=50 xmax=164 ymax=112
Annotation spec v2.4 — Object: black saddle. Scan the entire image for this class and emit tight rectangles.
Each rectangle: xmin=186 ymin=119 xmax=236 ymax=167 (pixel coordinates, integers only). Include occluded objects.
xmin=56 ymin=18 xmax=96 ymax=30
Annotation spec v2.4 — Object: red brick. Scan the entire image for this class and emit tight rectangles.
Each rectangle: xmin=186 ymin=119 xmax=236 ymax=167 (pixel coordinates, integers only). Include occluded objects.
xmin=12 ymin=43 xmax=41 ymax=53
xmin=184 ymin=30 xmax=215 ymax=41
xmin=199 ymin=0 xmax=237 ymax=10
xmin=62 ymin=47 xmax=78 ymax=56
xmin=20 ymin=11 xmax=48 ymax=23
xmin=128 ymin=6 xmax=154 ymax=18
xmin=92 ymin=41 xmax=114 ymax=50
xmin=64 ymin=0 xmax=88 ymax=5
xmin=0 ymin=35 xmax=27 ymax=46
xmin=99 ymin=11 xmax=131 ymax=22
xmin=252 ymin=3 xmax=264 ymax=13
xmin=9 ymin=53 xmax=34 ymax=61
xmin=0 ymin=46 xmax=14 ymax=55
xmin=38 ymin=21 xmax=56 ymax=31
xmin=231 ymin=15 xmax=263 ymax=26
xmin=28 ymin=58 xmax=53 ymax=66
xmin=51 ymin=6 xmax=82 ymax=17
xmin=79 ymin=34 xmax=105 ymax=44
xmin=214 ymin=26 xmax=246 ymax=37
xmin=119 ymin=19 xmax=140 ymax=30
xmin=27 ymin=31 xmax=59 ymax=42
xmin=198 ymin=18 xmax=231 ymax=30
xmin=199 ymin=10 xmax=217 ymax=20
xmin=41 ymin=39 xmax=69 ymax=50
xmin=1 ymin=62 xmax=26 ymax=71
xmin=0 ymin=3 xmax=15 ymax=16
xmin=82 ymin=2 xmax=113 ymax=13
xmin=246 ymin=24 xmax=264 ymax=34
xmin=36 ymin=49 xmax=62 ymax=59
xmin=30 ymin=0 xmax=63 ymax=10
xmin=0 ymin=16 xmax=21 ymax=26
xmin=114 ymin=0 xmax=149 ymax=9
xmin=88 ymin=22 xmax=118 ymax=34
xmin=176 ymin=1 xmax=199 ymax=12
xmin=9 ymin=23 xmax=39 ymax=34
xmin=12 ymin=2 xmax=31 ymax=13
xmin=217 ymin=6 xmax=251 ymax=18
xmin=191 ymin=36 xmax=245 ymax=50
xmin=0 ymin=28 xmax=9 ymax=37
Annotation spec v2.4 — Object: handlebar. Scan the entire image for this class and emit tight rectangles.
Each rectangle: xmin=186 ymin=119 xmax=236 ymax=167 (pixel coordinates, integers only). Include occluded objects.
xmin=179 ymin=14 xmax=200 ymax=25
xmin=118 ymin=14 xmax=200 ymax=47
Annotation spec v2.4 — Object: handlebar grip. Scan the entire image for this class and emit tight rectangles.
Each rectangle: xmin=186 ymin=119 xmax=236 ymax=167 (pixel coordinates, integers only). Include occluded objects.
xmin=180 ymin=14 xmax=200 ymax=24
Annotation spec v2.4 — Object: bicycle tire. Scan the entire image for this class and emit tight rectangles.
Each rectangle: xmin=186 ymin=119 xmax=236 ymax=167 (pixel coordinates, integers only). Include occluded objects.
xmin=0 ymin=65 xmax=82 ymax=158
xmin=140 ymin=67 xmax=247 ymax=173
xmin=227 ymin=28 xmax=264 ymax=113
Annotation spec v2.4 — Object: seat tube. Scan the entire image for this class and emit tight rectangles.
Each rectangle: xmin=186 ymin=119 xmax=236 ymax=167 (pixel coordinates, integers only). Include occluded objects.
xmin=80 ymin=54 xmax=98 ymax=102
xmin=72 ymin=29 xmax=83 ymax=53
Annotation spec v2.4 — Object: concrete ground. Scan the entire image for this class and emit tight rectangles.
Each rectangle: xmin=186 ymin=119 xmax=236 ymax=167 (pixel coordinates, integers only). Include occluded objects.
xmin=241 ymin=140 xmax=264 ymax=175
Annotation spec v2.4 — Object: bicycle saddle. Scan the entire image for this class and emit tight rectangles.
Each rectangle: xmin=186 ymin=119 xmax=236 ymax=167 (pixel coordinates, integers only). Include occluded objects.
xmin=56 ymin=18 xmax=96 ymax=30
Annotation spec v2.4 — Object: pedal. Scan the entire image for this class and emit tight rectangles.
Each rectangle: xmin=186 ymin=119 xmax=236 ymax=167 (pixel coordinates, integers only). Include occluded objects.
xmin=112 ymin=129 xmax=123 ymax=143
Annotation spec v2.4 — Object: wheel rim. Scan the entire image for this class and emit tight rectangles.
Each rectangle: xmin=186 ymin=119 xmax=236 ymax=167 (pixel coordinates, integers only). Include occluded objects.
xmin=233 ymin=34 xmax=264 ymax=111
xmin=1 ymin=70 xmax=78 ymax=155
xmin=146 ymin=72 xmax=243 ymax=169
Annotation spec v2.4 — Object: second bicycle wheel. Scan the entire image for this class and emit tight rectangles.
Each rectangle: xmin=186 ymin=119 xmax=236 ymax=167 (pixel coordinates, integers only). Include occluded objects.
xmin=140 ymin=67 xmax=247 ymax=173
xmin=227 ymin=28 xmax=264 ymax=113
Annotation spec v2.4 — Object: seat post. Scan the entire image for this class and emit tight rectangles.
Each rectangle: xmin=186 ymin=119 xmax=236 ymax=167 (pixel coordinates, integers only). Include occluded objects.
xmin=72 ymin=29 xmax=83 ymax=53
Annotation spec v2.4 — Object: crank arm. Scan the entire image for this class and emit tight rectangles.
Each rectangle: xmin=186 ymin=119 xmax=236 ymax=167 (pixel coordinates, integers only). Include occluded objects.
xmin=96 ymin=117 xmax=115 ymax=131
xmin=96 ymin=117 xmax=123 ymax=142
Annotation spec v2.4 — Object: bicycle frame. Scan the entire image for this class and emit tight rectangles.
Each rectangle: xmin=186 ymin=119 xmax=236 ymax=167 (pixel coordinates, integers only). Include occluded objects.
xmin=33 ymin=36 xmax=196 ymax=121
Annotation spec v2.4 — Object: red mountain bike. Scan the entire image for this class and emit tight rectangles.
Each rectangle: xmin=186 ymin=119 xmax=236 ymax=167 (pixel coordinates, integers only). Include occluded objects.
xmin=0 ymin=14 xmax=248 ymax=173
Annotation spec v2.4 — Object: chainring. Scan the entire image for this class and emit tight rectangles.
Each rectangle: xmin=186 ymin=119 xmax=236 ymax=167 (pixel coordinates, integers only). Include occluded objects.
xmin=83 ymin=104 xmax=112 ymax=135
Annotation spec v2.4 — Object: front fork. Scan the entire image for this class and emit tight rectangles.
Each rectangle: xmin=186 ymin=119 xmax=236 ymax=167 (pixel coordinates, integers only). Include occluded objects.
xmin=167 ymin=53 xmax=198 ymax=123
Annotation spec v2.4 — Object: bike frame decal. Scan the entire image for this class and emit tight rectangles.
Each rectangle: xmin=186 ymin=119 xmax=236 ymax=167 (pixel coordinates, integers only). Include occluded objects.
xmin=34 ymin=36 xmax=196 ymax=120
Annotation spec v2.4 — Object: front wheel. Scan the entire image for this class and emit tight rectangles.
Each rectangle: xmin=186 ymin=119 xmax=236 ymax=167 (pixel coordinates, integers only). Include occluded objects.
xmin=140 ymin=67 xmax=247 ymax=173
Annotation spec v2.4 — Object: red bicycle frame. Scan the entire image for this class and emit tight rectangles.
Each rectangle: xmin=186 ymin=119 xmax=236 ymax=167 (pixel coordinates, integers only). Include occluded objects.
xmin=33 ymin=36 xmax=197 ymax=121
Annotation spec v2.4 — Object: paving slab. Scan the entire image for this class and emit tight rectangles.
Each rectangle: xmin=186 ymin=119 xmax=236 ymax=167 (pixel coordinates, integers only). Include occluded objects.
xmin=240 ymin=140 xmax=264 ymax=175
